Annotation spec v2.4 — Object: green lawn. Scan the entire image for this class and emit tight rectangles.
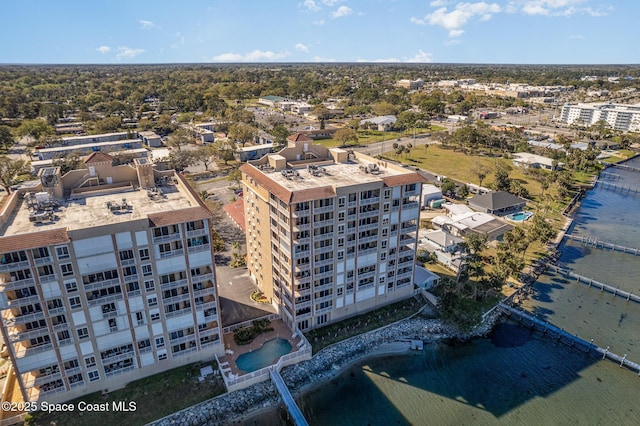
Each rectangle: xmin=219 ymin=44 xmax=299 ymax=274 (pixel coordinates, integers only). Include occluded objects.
xmin=27 ymin=362 xmax=226 ymax=426
xmin=387 ymin=145 xmax=545 ymax=198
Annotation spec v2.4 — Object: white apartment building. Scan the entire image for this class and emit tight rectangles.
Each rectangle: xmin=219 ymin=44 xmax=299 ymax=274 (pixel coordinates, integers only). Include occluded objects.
xmin=0 ymin=153 xmax=223 ymax=405
xmin=559 ymin=102 xmax=640 ymax=132
xmin=240 ymin=134 xmax=424 ymax=332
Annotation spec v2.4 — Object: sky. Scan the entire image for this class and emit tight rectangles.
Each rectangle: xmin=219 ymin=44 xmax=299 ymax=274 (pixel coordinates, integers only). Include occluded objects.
xmin=0 ymin=0 xmax=637 ymax=65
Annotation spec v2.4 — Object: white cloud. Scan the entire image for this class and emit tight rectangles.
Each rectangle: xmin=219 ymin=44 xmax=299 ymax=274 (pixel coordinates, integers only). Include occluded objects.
xmin=96 ymin=46 xmax=111 ymax=54
xmin=295 ymin=43 xmax=310 ymax=52
xmin=116 ymin=46 xmax=145 ymax=60
xmin=313 ymin=19 xmax=326 ymax=25
xmin=302 ymin=0 xmax=321 ymax=11
xmin=510 ymin=0 xmax=610 ymax=17
xmin=412 ymin=2 xmax=501 ymax=37
xmin=332 ymin=6 xmax=353 ymax=18
xmin=430 ymin=0 xmax=450 ymax=6
xmin=211 ymin=50 xmax=290 ymax=62
xmin=139 ymin=19 xmax=155 ymax=30
xmin=445 ymin=39 xmax=463 ymax=45
xmin=357 ymin=50 xmax=434 ymax=63
xmin=322 ymin=0 xmax=342 ymax=5
xmin=312 ymin=56 xmax=336 ymax=62
xmin=405 ymin=50 xmax=434 ymax=63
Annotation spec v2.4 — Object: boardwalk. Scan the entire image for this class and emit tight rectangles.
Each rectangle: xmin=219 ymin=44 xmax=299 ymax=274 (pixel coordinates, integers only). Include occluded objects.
xmin=612 ymin=163 xmax=640 ymax=174
xmin=498 ymin=303 xmax=640 ymax=375
xmin=546 ymin=264 xmax=640 ymax=304
xmin=270 ymin=369 xmax=309 ymax=426
xmin=564 ymin=233 xmax=640 ymax=256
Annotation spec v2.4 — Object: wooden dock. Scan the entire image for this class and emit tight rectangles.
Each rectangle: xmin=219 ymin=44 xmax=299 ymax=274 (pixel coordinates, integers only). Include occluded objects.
xmin=497 ymin=303 xmax=640 ymax=375
xmin=595 ymin=180 xmax=640 ymax=195
xmin=612 ymin=163 xmax=640 ymax=174
xmin=564 ymin=233 xmax=640 ymax=256
xmin=546 ymin=264 xmax=640 ymax=304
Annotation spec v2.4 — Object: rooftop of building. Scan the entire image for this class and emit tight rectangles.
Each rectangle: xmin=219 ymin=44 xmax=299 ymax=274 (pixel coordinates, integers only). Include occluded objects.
xmin=0 ymin=157 xmax=206 ymax=238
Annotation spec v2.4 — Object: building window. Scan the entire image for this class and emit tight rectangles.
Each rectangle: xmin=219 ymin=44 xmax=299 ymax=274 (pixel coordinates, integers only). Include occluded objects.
xmin=150 ymin=311 xmax=160 ymax=321
xmin=147 ymin=296 xmax=157 ymax=307
xmin=338 ymin=211 xmax=345 ymax=221
xmin=55 ymin=246 xmax=70 ymax=260
xmin=337 ymin=250 xmax=344 ymax=261
xmin=65 ymin=280 xmax=77 ymax=293
xmin=69 ymin=296 xmax=81 ymax=309
xmin=139 ymin=248 xmax=150 ymax=260
xmin=338 ymin=197 xmax=346 ymax=208
xmin=317 ymin=314 xmax=328 ymax=326
xmin=155 ymin=337 xmax=165 ymax=348
xmin=88 ymin=370 xmax=100 ymax=382
xmin=77 ymin=327 xmax=89 ymax=340
xmin=142 ymin=264 xmax=153 ymax=277
xmin=135 ymin=311 xmax=146 ymax=326
xmin=60 ymin=263 xmax=74 ymax=277
xmin=144 ymin=280 xmax=155 ymax=292
xmin=85 ymin=356 xmax=96 ymax=368
xmin=158 ymin=351 xmax=167 ymax=361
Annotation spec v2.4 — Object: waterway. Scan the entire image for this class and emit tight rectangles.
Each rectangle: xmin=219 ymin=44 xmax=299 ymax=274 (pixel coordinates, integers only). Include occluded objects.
xmin=251 ymin=158 xmax=640 ymax=425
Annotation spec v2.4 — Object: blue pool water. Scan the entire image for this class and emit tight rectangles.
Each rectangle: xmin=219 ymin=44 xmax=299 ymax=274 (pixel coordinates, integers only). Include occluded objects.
xmin=235 ymin=338 xmax=292 ymax=373
xmin=506 ymin=210 xmax=533 ymax=221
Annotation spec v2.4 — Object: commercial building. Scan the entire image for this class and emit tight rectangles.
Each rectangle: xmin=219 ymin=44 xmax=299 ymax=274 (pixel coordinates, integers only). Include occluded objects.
xmin=240 ymin=134 xmax=425 ymax=332
xmin=559 ymin=102 xmax=640 ymax=132
xmin=0 ymin=153 xmax=223 ymax=404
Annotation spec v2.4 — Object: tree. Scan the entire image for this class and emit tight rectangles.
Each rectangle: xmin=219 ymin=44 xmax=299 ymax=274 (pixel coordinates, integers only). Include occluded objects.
xmin=0 ymin=126 xmax=15 ymax=151
xmin=16 ymin=119 xmax=55 ymax=144
xmin=167 ymin=129 xmax=193 ymax=151
xmin=0 ymin=156 xmax=29 ymax=193
xmin=211 ymin=139 xmax=238 ymax=165
xmin=92 ymin=116 xmax=122 ymax=134
xmin=471 ymin=162 xmax=489 ymax=188
xmin=228 ymin=168 xmax=242 ymax=186
xmin=195 ymin=145 xmax=216 ymax=171
xmin=52 ymin=152 xmax=84 ymax=174
xmin=493 ymin=160 xmax=512 ymax=192
xmin=271 ymin=125 xmax=291 ymax=151
xmin=167 ymin=150 xmax=196 ymax=172
xmin=457 ymin=185 xmax=469 ymax=198
xmin=333 ymin=128 xmax=358 ymax=147
xmin=440 ymin=178 xmax=456 ymax=196
xmin=229 ymin=123 xmax=257 ymax=147
xmin=371 ymin=101 xmax=399 ymax=117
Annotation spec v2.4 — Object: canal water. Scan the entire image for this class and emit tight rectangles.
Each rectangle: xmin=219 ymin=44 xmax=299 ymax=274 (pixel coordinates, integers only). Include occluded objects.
xmin=253 ymin=158 xmax=640 ymax=425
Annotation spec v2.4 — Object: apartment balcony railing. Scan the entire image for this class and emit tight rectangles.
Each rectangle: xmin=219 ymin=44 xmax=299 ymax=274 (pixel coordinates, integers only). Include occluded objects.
xmin=159 ymin=248 xmax=185 ymax=259
xmin=294 ymin=250 xmax=310 ymax=260
xmin=16 ymin=343 xmax=54 ymax=358
xmin=314 ymin=245 xmax=334 ymax=255
xmin=188 ymin=243 xmax=211 ymax=254
xmin=38 ymin=274 xmax=58 ymax=283
xmin=359 ymin=222 xmax=380 ymax=232
xmin=313 ymin=205 xmax=335 ymax=214
xmin=7 ymin=295 xmax=41 ymax=309
xmin=401 ymin=202 xmax=419 ymax=210
xmin=160 ymin=278 xmax=189 ymax=291
xmin=0 ymin=277 xmax=35 ymax=291
xmin=359 ymin=209 xmax=380 ymax=219
xmin=84 ymin=277 xmax=121 ymax=292
xmin=8 ymin=326 xmax=49 ymax=343
xmin=165 ymin=308 xmax=193 ymax=319
xmin=87 ymin=292 xmax=124 ymax=307
xmin=360 ymin=196 xmax=380 ymax=205
xmin=57 ymin=337 xmax=75 ymax=347
xmin=152 ymin=233 xmax=182 ymax=244
xmin=357 ymin=235 xmax=379 ymax=245
xmin=31 ymin=371 xmax=62 ymax=388
xmin=0 ymin=260 xmax=30 ymax=272
xmin=105 ymin=365 xmax=136 ymax=378
xmin=120 ymin=258 xmax=136 ymax=267
xmin=186 ymin=228 xmax=207 ymax=238
xmin=293 ymin=222 xmax=311 ymax=231
xmin=312 ymin=219 xmax=334 ymax=228
xmin=6 ymin=310 xmax=45 ymax=325
xmin=198 ymin=327 xmax=219 ymax=339
xmin=161 ymin=293 xmax=191 ymax=305
xmin=33 ymin=256 xmax=53 ymax=266
xmin=358 ymin=248 xmax=377 ymax=256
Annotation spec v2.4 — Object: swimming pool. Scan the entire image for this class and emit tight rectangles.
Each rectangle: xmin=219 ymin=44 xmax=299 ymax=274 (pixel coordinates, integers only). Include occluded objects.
xmin=506 ymin=211 xmax=533 ymax=222
xmin=235 ymin=338 xmax=292 ymax=373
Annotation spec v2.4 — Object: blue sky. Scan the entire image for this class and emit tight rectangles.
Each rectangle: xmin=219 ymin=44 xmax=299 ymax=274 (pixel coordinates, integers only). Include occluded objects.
xmin=0 ymin=0 xmax=636 ymax=64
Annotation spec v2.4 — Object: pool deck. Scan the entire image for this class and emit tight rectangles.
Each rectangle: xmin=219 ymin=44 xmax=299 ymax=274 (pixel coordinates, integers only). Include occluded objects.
xmin=219 ymin=320 xmax=302 ymax=376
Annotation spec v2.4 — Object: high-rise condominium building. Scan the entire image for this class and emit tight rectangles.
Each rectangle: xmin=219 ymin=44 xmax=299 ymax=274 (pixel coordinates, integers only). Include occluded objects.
xmin=240 ymin=134 xmax=425 ymax=332
xmin=559 ymin=102 xmax=640 ymax=132
xmin=0 ymin=153 xmax=223 ymax=404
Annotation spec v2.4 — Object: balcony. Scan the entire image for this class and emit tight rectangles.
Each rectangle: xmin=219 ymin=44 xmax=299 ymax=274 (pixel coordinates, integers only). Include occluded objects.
xmin=186 ymin=228 xmax=207 ymax=238
xmin=169 ymin=334 xmax=196 ymax=346
xmin=57 ymin=337 xmax=75 ymax=347
xmin=358 ymin=248 xmax=377 ymax=256
xmin=401 ymin=224 xmax=418 ymax=233
xmin=160 ymin=278 xmax=189 ymax=291
xmin=191 ymin=273 xmax=214 ymax=283
xmin=165 ymin=308 xmax=193 ymax=319
xmin=8 ymin=326 xmax=49 ymax=343
xmin=105 ymin=364 xmax=136 ymax=378
xmin=47 ymin=305 xmax=65 ymax=316
xmin=198 ymin=327 xmax=219 ymax=338
xmin=401 ymin=202 xmax=419 ymax=210
xmin=359 ymin=222 xmax=379 ymax=232
xmin=84 ymin=277 xmax=120 ymax=292
xmin=33 ymin=256 xmax=53 ymax=266
xmin=162 ymin=292 xmax=191 ymax=305
xmin=0 ymin=260 xmax=30 ymax=272
xmin=313 ymin=205 xmax=334 ymax=214
xmin=294 ymin=250 xmax=310 ymax=260
xmin=120 ymin=258 xmax=136 ymax=267
xmin=0 ymin=277 xmax=35 ymax=291
xmin=152 ymin=233 xmax=182 ymax=244
xmin=87 ymin=292 xmax=123 ymax=307
xmin=16 ymin=343 xmax=54 ymax=358
xmin=6 ymin=310 xmax=45 ymax=325
xmin=7 ymin=295 xmax=41 ymax=308
xmin=32 ymin=371 xmax=62 ymax=388
xmin=313 ymin=219 xmax=334 ymax=228
xmin=52 ymin=322 xmax=69 ymax=332
xmin=314 ymin=270 xmax=334 ymax=280
xmin=313 ymin=258 xmax=334 ymax=268
xmin=314 ymin=245 xmax=334 ymax=255
xmin=193 ymin=288 xmax=215 ymax=299
xmin=38 ymin=274 xmax=59 ymax=283
xmin=360 ymin=196 xmax=380 ymax=205
xmin=358 ymin=235 xmax=379 ymax=245
xmin=293 ymin=222 xmax=311 ymax=231
xmin=188 ymin=243 xmax=211 ymax=254
xmin=159 ymin=248 xmax=185 ymax=259
xmin=359 ymin=209 xmax=380 ymax=219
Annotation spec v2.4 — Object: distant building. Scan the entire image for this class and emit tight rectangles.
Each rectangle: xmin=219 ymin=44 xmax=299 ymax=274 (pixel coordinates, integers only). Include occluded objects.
xmin=258 ymin=96 xmax=290 ymax=107
xmin=421 ymin=184 xmax=443 ymax=209
xmin=138 ymin=131 xmax=163 ymax=148
xmin=396 ymin=79 xmax=424 ymax=90
xmin=559 ymin=102 xmax=640 ymax=132
xmin=467 ymin=191 xmax=527 ymax=215
xmin=359 ymin=115 xmax=397 ymax=131
xmin=512 ymin=153 xmax=563 ymax=171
